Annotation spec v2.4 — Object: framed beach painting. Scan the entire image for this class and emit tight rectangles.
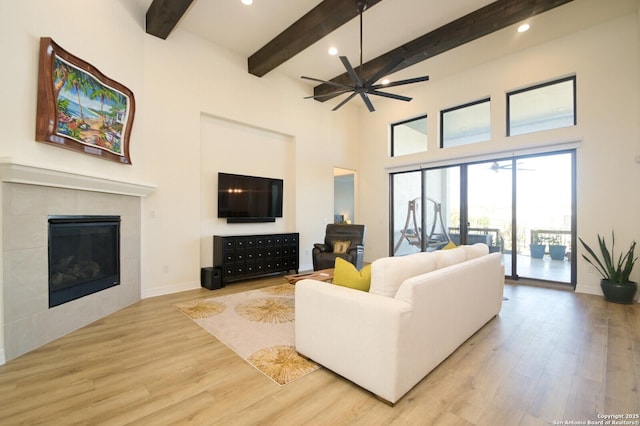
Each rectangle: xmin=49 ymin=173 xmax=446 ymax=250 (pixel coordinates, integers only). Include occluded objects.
xmin=36 ymin=37 xmax=135 ymax=164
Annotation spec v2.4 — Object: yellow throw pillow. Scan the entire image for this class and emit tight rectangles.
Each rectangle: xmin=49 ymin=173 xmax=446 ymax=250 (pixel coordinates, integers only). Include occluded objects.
xmin=333 ymin=240 xmax=351 ymax=254
xmin=443 ymin=241 xmax=457 ymax=250
xmin=333 ymin=257 xmax=371 ymax=292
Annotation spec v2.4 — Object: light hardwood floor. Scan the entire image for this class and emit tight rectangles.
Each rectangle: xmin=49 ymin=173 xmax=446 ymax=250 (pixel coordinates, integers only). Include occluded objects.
xmin=1 ymin=276 xmax=639 ymax=425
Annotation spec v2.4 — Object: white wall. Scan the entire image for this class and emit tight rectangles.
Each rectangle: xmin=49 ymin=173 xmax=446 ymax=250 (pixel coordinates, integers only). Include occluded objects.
xmin=139 ymin=28 xmax=360 ymax=296
xmin=199 ymin=115 xmax=295 ymax=268
xmin=357 ymin=13 xmax=640 ymax=296
xmin=0 ymin=0 xmax=147 ymax=180
xmin=0 ymin=0 xmax=360 ymax=305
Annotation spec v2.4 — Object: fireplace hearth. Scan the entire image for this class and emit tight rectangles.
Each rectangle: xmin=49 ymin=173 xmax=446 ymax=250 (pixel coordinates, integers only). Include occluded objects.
xmin=48 ymin=216 xmax=121 ymax=308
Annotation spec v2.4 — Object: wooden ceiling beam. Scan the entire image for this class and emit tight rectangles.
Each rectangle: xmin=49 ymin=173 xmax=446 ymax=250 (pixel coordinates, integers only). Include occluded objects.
xmin=313 ymin=0 xmax=574 ymax=101
xmin=248 ymin=0 xmax=384 ymax=77
xmin=146 ymin=0 xmax=195 ymax=40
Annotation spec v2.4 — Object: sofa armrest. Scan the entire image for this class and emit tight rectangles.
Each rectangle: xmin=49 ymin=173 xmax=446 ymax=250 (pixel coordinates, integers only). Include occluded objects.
xmin=295 ymin=279 xmax=412 ymax=403
xmin=392 ymin=252 xmax=504 ymax=382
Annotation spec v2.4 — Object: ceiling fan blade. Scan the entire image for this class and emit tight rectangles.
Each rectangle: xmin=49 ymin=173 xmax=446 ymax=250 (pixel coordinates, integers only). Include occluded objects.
xmin=368 ymin=90 xmax=412 ymax=102
xmin=372 ymin=75 xmax=430 ymax=90
xmin=301 ymin=76 xmax=353 ymax=90
xmin=304 ymin=89 xmax=352 ymax=100
xmin=340 ymin=56 xmax=363 ymax=86
xmin=364 ymin=57 xmax=405 ymax=86
xmin=359 ymin=92 xmax=375 ymax=112
xmin=332 ymin=92 xmax=358 ymax=111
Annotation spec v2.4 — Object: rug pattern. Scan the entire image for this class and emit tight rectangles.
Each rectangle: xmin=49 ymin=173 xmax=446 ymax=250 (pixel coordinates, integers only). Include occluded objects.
xmin=176 ymin=283 xmax=319 ymax=385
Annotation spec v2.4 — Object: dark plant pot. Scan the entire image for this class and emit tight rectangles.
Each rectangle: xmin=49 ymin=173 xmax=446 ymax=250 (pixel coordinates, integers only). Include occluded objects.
xmin=530 ymin=244 xmax=545 ymax=259
xmin=549 ymin=245 xmax=566 ymax=261
xmin=601 ymin=279 xmax=638 ymax=304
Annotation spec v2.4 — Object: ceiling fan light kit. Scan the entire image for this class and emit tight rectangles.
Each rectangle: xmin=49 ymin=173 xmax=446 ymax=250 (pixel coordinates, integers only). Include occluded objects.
xmin=302 ymin=0 xmax=429 ymax=112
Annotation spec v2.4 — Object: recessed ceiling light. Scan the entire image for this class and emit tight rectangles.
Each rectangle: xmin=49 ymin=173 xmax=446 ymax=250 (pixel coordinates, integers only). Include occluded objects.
xmin=241 ymin=0 xmax=253 ymax=5
xmin=518 ymin=23 xmax=530 ymax=33
xmin=381 ymin=79 xmax=390 ymax=85
xmin=328 ymin=47 xmax=338 ymax=56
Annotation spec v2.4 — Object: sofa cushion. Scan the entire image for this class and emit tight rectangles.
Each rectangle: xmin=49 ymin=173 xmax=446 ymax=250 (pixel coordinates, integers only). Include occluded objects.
xmin=462 ymin=243 xmax=489 ymax=260
xmin=434 ymin=246 xmax=466 ymax=269
xmin=333 ymin=257 xmax=371 ymax=291
xmin=369 ymin=251 xmax=437 ymax=298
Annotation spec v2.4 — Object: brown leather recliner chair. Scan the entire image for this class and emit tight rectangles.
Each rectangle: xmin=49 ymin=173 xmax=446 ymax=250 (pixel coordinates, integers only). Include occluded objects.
xmin=312 ymin=224 xmax=366 ymax=271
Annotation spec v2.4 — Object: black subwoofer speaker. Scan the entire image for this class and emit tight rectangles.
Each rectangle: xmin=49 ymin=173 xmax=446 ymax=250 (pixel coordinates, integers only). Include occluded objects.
xmin=201 ymin=267 xmax=223 ymax=290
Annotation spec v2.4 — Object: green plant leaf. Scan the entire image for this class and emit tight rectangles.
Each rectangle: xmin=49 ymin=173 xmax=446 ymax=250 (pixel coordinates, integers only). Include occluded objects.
xmin=579 ymin=237 xmax=607 ymax=279
xmin=579 ymin=232 xmax=637 ymax=284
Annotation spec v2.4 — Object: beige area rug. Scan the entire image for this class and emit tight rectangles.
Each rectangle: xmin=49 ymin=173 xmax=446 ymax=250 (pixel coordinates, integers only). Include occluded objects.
xmin=176 ymin=283 xmax=319 ymax=385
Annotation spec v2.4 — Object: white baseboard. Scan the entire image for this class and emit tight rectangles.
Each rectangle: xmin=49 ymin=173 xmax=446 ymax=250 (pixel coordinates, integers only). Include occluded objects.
xmin=575 ymin=283 xmax=602 ymax=296
xmin=0 ymin=348 xmax=5 ymax=366
xmin=142 ymin=280 xmax=200 ymax=299
xmin=142 ymin=266 xmax=316 ymax=299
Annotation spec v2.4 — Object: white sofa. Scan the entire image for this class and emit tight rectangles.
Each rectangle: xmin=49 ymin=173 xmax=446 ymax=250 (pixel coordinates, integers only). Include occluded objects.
xmin=295 ymin=243 xmax=504 ymax=404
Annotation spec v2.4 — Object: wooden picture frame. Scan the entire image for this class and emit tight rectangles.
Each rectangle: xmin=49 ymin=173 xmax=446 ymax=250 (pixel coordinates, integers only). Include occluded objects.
xmin=36 ymin=37 xmax=135 ymax=164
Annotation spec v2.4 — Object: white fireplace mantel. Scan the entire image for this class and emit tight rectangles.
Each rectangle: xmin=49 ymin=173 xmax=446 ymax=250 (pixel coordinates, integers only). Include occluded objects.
xmin=0 ymin=157 xmax=155 ymax=197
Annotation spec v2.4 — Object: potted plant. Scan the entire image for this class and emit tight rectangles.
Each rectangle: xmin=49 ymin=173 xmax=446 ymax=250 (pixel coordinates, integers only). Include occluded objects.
xmin=579 ymin=231 xmax=638 ymax=304
xmin=529 ymin=235 xmax=546 ymax=259
xmin=548 ymin=234 xmax=567 ymax=261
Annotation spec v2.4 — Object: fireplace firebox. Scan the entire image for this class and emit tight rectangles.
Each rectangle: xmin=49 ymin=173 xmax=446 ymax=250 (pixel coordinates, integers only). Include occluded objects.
xmin=48 ymin=215 xmax=121 ymax=308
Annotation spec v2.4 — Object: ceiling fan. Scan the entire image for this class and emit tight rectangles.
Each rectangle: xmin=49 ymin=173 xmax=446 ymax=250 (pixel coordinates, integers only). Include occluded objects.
xmin=301 ymin=0 xmax=429 ymax=112
xmin=490 ymin=161 xmax=535 ymax=172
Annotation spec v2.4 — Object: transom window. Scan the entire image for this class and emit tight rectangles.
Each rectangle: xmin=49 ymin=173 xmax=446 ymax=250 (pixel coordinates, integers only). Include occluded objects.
xmin=390 ymin=115 xmax=428 ymax=157
xmin=507 ymin=76 xmax=576 ymax=136
xmin=440 ymin=98 xmax=491 ymax=148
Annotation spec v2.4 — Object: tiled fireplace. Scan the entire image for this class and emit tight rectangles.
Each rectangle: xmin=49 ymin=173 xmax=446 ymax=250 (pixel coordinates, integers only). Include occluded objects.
xmin=0 ymin=159 xmax=154 ymax=363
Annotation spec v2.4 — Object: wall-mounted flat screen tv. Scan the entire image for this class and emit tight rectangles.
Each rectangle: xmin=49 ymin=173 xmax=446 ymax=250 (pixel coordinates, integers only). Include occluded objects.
xmin=217 ymin=172 xmax=283 ymax=222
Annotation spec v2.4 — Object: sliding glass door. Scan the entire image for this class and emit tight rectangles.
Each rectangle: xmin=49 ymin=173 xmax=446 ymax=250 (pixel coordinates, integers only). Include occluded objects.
xmin=392 ymin=170 xmax=422 ymax=255
xmin=514 ymin=153 xmax=574 ymax=283
xmin=391 ymin=167 xmax=460 ymax=255
xmin=390 ymin=150 xmax=576 ymax=285
xmin=467 ymin=160 xmax=513 ymax=276
xmin=424 ymin=167 xmax=460 ymax=251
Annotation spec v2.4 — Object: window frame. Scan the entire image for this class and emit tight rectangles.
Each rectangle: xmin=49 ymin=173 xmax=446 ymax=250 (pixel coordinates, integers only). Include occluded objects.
xmin=506 ymin=76 xmax=577 ymax=137
xmin=390 ymin=114 xmax=428 ymax=157
xmin=440 ymin=97 xmax=491 ymax=149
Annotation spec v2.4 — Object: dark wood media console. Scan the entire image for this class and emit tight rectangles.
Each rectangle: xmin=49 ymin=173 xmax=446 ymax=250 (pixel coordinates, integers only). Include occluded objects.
xmin=213 ymin=233 xmax=299 ymax=284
